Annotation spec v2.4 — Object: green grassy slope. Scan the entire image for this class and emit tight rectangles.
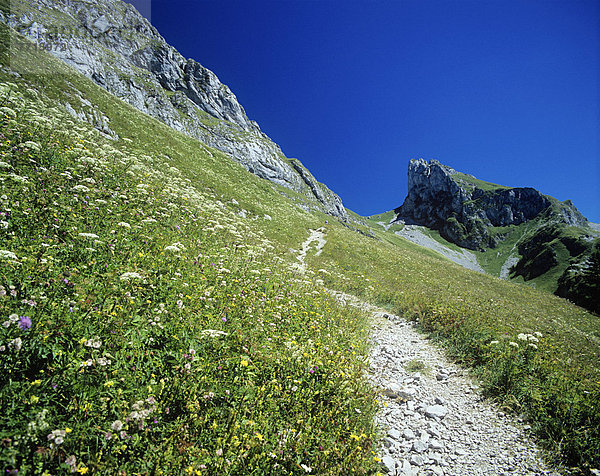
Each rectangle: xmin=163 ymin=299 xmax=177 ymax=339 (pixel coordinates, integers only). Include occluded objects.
xmin=1 ymin=28 xmax=600 ymax=474
xmin=452 ymin=171 xmax=513 ymax=192
xmin=0 ymin=31 xmax=378 ymax=475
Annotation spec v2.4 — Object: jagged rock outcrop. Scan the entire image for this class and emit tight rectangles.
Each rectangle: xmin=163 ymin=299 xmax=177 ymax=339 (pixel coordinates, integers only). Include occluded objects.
xmin=0 ymin=0 xmax=347 ymax=219
xmin=556 ymin=244 xmax=600 ymax=314
xmin=394 ymin=159 xmax=586 ymax=250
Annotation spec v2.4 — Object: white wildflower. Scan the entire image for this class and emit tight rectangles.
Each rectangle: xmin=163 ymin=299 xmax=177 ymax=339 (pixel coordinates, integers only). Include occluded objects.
xmin=0 ymin=161 xmax=12 ymax=169
xmin=85 ymin=337 xmax=102 ymax=349
xmin=164 ymin=242 xmax=185 ymax=252
xmin=111 ymin=420 xmax=123 ymax=431
xmin=9 ymin=337 xmax=22 ymax=351
xmin=200 ymin=329 xmax=229 ymax=338
xmin=528 ymin=343 xmax=538 ymax=350
xmin=22 ymin=141 xmax=41 ymax=151
xmin=0 ymin=250 xmax=17 ymax=260
xmin=534 ymin=331 xmax=543 ymax=338
xmin=517 ymin=333 xmax=528 ymax=341
xmin=489 ymin=340 xmax=500 ymax=345
xmin=0 ymin=106 xmax=16 ymax=119
xmin=8 ymin=173 xmax=28 ymax=183
xmin=47 ymin=429 xmax=66 ymax=444
xmin=72 ymin=184 xmax=90 ymax=193
xmin=117 ymin=222 xmax=131 ymax=229
xmin=508 ymin=341 xmax=519 ymax=348
xmin=78 ymin=233 xmax=99 ymax=239
xmin=120 ymin=272 xmax=143 ymax=281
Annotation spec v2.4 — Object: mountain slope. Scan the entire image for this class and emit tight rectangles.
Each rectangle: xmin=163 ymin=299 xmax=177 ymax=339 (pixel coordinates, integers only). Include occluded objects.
xmin=389 ymin=159 xmax=599 ymax=307
xmin=0 ymin=0 xmax=347 ymax=219
xmin=1 ymin=5 xmax=600 ymax=474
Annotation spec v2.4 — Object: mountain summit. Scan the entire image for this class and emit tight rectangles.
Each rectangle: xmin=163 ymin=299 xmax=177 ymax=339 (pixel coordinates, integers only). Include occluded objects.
xmin=394 ymin=158 xmax=587 ymax=250
xmin=389 ymin=158 xmax=598 ymax=312
xmin=0 ymin=0 xmax=347 ymax=218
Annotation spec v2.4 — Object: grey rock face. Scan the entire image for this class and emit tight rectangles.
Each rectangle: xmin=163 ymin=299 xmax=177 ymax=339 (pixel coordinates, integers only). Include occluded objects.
xmin=395 ymin=159 xmax=586 ymax=250
xmin=1 ymin=0 xmax=347 ymax=219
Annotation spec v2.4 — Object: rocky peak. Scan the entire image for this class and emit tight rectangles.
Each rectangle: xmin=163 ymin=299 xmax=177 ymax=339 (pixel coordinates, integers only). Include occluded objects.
xmin=0 ymin=0 xmax=347 ymax=219
xmin=395 ymin=158 xmax=587 ymax=250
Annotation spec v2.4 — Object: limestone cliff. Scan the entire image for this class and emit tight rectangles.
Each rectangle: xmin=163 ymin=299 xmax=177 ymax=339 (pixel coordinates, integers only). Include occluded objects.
xmin=394 ymin=159 xmax=587 ymax=250
xmin=0 ymin=0 xmax=347 ymax=219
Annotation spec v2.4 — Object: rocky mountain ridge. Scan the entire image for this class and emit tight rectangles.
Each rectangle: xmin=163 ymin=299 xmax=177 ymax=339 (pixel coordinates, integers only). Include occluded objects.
xmin=0 ymin=0 xmax=347 ymax=219
xmin=389 ymin=158 xmax=598 ymax=313
xmin=394 ymin=159 xmax=587 ymax=250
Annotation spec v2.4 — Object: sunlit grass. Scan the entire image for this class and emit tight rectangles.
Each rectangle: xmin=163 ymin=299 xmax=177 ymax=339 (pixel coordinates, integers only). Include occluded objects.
xmin=0 ymin=64 xmax=378 ymax=474
xmin=1 ymin=26 xmax=599 ymax=474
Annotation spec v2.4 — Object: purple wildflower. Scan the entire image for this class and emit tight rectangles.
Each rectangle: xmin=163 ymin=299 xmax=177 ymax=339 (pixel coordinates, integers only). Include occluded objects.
xmin=18 ymin=316 xmax=31 ymax=330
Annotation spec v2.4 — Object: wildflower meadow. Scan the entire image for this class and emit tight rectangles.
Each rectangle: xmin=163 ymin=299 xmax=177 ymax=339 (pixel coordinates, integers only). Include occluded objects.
xmin=0 ymin=79 xmax=379 ymax=474
xmin=1 ymin=27 xmax=600 ymax=474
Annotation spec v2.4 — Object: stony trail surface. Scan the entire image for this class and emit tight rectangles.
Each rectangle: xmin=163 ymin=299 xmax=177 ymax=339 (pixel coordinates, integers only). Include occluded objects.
xmin=294 ymin=229 xmax=557 ymax=475
xmin=392 ymin=225 xmax=485 ymax=274
xmin=291 ymin=227 xmax=327 ymax=273
xmin=329 ymin=291 xmax=559 ymax=476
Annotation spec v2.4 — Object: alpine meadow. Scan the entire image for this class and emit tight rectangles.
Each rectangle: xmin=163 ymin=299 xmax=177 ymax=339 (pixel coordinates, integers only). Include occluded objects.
xmin=0 ymin=1 xmax=599 ymax=475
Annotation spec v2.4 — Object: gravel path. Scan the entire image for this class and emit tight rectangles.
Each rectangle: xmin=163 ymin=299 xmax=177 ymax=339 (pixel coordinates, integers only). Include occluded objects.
xmin=291 ymin=227 xmax=326 ymax=273
xmin=393 ymin=225 xmax=485 ymax=273
xmin=294 ymin=230 xmax=558 ymax=476
xmin=329 ymin=291 xmax=559 ymax=476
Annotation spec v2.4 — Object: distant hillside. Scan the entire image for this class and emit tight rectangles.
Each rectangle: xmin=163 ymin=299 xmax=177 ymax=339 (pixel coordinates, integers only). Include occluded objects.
xmin=388 ymin=159 xmax=599 ymax=311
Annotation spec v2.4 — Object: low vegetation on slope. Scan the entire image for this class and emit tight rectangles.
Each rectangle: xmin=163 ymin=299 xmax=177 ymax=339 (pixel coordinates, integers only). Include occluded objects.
xmin=0 ymin=35 xmax=378 ymax=475
xmin=313 ymin=226 xmax=600 ymax=471
xmin=1 ymin=28 xmax=600 ymax=474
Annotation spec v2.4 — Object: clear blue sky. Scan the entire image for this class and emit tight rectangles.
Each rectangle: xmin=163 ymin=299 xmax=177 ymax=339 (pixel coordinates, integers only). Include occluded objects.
xmin=125 ymin=0 xmax=600 ymax=222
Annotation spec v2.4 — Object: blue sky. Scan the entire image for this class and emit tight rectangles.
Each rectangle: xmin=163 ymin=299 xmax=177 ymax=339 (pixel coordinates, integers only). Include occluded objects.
xmin=125 ymin=0 xmax=599 ymax=222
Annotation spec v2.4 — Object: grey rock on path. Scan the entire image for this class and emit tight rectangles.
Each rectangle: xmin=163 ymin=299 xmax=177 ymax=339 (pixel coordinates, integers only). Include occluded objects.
xmin=330 ymin=291 xmax=560 ymax=476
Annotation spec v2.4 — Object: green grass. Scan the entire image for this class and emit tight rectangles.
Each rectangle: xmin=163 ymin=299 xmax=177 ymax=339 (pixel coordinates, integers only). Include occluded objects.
xmin=452 ymin=171 xmax=513 ymax=192
xmin=312 ymin=224 xmax=600 ymax=469
xmin=1 ymin=25 xmax=600 ymax=474
xmin=473 ymin=223 xmax=531 ymax=276
xmin=0 ymin=30 xmax=379 ymax=475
